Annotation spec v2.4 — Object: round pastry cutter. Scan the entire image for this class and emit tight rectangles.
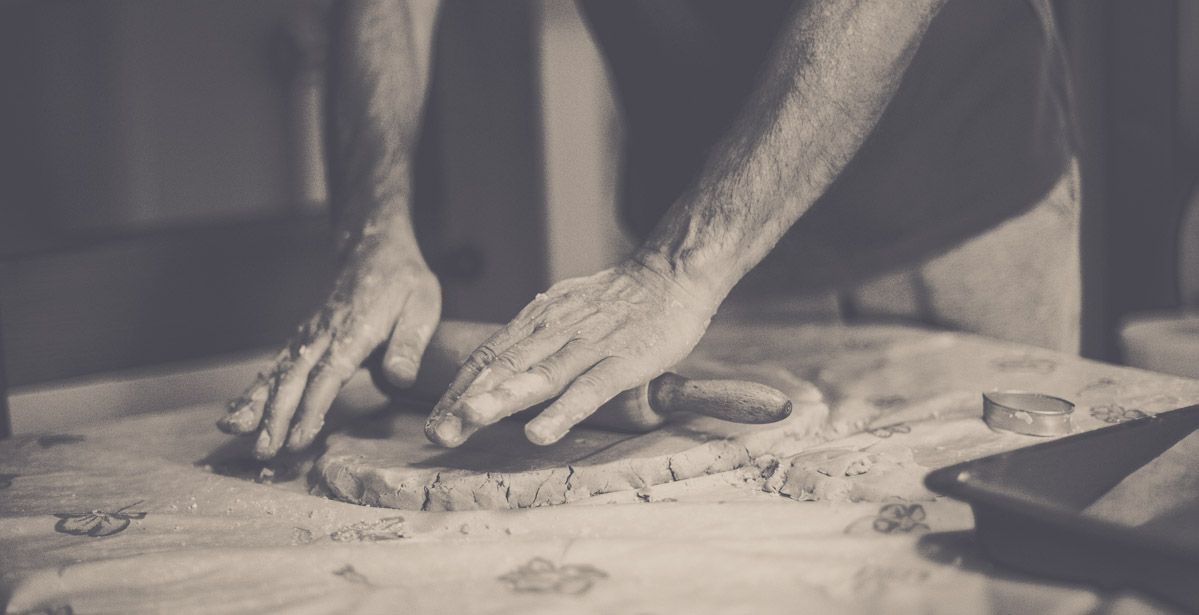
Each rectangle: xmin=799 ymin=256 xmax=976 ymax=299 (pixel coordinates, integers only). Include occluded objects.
xmin=982 ymin=391 xmax=1075 ymax=436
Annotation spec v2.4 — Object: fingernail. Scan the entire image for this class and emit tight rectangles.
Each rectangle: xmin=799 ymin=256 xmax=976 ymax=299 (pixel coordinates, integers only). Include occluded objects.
xmin=253 ymin=430 xmax=273 ymax=458
xmin=525 ymin=419 xmax=561 ymax=446
xmin=431 ymin=414 xmax=464 ymax=446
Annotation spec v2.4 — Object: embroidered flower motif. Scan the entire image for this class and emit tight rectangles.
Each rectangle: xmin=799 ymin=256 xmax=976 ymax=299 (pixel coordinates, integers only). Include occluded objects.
xmin=990 ymin=357 xmax=1056 ymax=374
xmin=872 ymin=503 xmax=929 ymax=534
xmin=53 ymin=501 xmax=146 ymax=537
xmin=1078 ymin=377 xmax=1119 ymax=395
xmin=499 ymin=557 xmax=608 ymax=595
xmin=330 ymin=517 xmax=407 ymax=542
xmin=292 ymin=527 xmax=317 ymax=545
xmin=1089 ymin=404 xmax=1147 ymax=424
xmin=867 ymin=423 xmax=911 ymax=438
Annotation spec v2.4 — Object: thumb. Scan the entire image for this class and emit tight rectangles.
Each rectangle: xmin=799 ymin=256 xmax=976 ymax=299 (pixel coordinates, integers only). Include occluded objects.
xmin=382 ymin=290 xmax=441 ymax=388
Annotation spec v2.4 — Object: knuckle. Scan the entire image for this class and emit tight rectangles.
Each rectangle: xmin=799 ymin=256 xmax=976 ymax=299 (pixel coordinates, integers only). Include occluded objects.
xmin=326 ymin=333 xmax=365 ymax=358
xmin=386 ymin=334 xmax=421 ymax=356
xmin=346 ymin=318 xmax=386 ymax=346
xmin=414 ymin=292 xmax=442 ymax=317
xmin=467 ymin=345 xmax=499 ymax=370
xmin=527 ymin=361 xmax=563 ymax=387
xmin=570 ymin=372 xmax=610 ymax=393
xmin=392 ymin=319 xmax=434 ymax=347
xmin=315 ymin=353 xmax=357 ymax=378
xmin=414 ymin=268 xmax=441 ymax=292
xmin=275 ymin=366 xmax=302 ymax=386
xmin=277 ymin=356 xmax=306 ymax=377
xmin=290 ymin=342 xmax=320 ymax=367
xmin=386 ymin=344 xmax=421 ymax=365
xmin=515 ymin=298 xmax=549 ymax=321
xmin=492 ymin=351 xmax=524 ymax=374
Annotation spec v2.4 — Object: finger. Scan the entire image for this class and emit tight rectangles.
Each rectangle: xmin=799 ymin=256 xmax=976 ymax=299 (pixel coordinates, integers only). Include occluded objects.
xmin=218 ymin=371 xmax=272 ymax=434
xmin=456 ymin=327 xmax=574 ymax=401
xmin=524 ymin=359 xmax=638 ymax=446
xmin=424 ymin=320 xmax=536 ymax=445
xmin=382 ymin=290 xmax=441 ymax=388
xmin=286 ymin=325 xmax=382 ymax=452
xmin=456 ymin=341 xmax=600 ymax=426
xmin=252 ymin=335 xmax=331 ymax=459
xmin=220 ymin=335 xmax=315 ymax=434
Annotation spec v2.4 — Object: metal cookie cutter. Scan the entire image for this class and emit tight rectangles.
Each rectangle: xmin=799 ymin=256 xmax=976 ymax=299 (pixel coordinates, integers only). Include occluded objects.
xmin=982 ymin=391 xmax=1075 ymax=436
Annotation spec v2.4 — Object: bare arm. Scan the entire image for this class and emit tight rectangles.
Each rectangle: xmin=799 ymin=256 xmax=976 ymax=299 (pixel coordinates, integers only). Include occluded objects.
xmin=325 ymin=0 xmax=438 ymax=256
xmin=220 ymin=0 xmax=443 ymax=459
xmin=426 ymin=0 xmax=951 ymax=447
xmin=637 ymin=0 xmax=949 ymax=303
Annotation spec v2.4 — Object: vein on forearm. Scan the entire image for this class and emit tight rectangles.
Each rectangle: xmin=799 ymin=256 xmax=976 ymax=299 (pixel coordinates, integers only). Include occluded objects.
xmin=325 ymin=0 xmax=440 ymax=252
xmin=639 ymin=0 xmax=949 ymax=301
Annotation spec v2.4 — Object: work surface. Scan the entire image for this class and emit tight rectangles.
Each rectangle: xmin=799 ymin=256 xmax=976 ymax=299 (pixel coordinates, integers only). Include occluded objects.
xmin=3 ymin=320 xmax=1199 ymax=615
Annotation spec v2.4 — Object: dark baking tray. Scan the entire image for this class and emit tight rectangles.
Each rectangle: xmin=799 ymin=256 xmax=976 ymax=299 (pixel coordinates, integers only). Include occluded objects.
xmin=924 ymin=404 xmax=1199 ymax=611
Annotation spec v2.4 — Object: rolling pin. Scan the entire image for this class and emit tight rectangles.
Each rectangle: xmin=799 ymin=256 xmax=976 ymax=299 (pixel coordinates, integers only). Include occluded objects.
xmin=368 ymin=320 xmax=792 ymax=433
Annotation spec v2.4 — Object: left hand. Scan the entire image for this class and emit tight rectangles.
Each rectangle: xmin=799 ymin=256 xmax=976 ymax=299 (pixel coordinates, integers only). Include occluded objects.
xmin=424 ymin=258 xmax=719 ymax=446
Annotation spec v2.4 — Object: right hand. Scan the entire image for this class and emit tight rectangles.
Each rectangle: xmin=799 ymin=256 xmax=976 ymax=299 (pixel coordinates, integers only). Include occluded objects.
xmin=217 ymin=239 xmax=441 ymax=459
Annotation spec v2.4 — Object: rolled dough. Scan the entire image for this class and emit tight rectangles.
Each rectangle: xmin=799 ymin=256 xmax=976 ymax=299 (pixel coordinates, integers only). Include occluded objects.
xmin=316 ymin=370 xmax=828 ymax=511
xmin=770 ymin=446 xmax=935 ymax=503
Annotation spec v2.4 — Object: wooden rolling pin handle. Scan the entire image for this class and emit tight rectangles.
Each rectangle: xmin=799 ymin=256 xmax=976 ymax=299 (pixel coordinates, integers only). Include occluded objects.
xmin=648 ymin=372 xmax=793 ymax=424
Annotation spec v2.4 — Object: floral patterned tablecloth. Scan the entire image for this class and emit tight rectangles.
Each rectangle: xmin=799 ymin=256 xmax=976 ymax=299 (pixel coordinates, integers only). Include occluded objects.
xmin=3 ymin=320 xmax=1197 ymax=615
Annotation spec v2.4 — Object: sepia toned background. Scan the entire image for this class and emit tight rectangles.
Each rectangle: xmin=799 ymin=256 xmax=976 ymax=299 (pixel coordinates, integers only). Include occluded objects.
xmin=0 ymin=1 xmax=1197 ymax=435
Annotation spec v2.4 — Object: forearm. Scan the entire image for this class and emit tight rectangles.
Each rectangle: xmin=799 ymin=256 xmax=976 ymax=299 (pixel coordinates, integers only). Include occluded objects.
xmin=636 ymin=0 xmax=949 ymax=304
xmin=325 ymin=0 xmax=440 ymax=259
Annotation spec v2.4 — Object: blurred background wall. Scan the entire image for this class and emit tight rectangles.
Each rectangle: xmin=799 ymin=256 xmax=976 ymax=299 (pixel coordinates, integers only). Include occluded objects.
xmin=1 ymin=1 xmax=1197 ymax=426
xmin=0 ymin=0 xmax=561 ymax=392
xmin=1055 ymin=2 xmax=1199 ymax=367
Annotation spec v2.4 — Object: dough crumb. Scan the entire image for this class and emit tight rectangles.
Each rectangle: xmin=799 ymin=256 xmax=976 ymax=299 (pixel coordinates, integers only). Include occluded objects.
xmin=756 ymin=455 xmax=786 ymax=494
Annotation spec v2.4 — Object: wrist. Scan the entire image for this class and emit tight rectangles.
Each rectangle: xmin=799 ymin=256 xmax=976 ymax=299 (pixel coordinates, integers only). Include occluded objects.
xmin=337 ymin=194 xmax=425 ymax=261
xmin=342 ymin=225 xmax=429 ymax=278
xmin=629 ymin=248 xmax=727 ymax=314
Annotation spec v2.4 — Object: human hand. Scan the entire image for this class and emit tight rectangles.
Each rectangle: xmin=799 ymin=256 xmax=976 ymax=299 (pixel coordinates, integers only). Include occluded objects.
xmin=218 ymin=240 xmax=440 ymax=459
xmin=424 ymin=257 xmax=719 ymax=447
